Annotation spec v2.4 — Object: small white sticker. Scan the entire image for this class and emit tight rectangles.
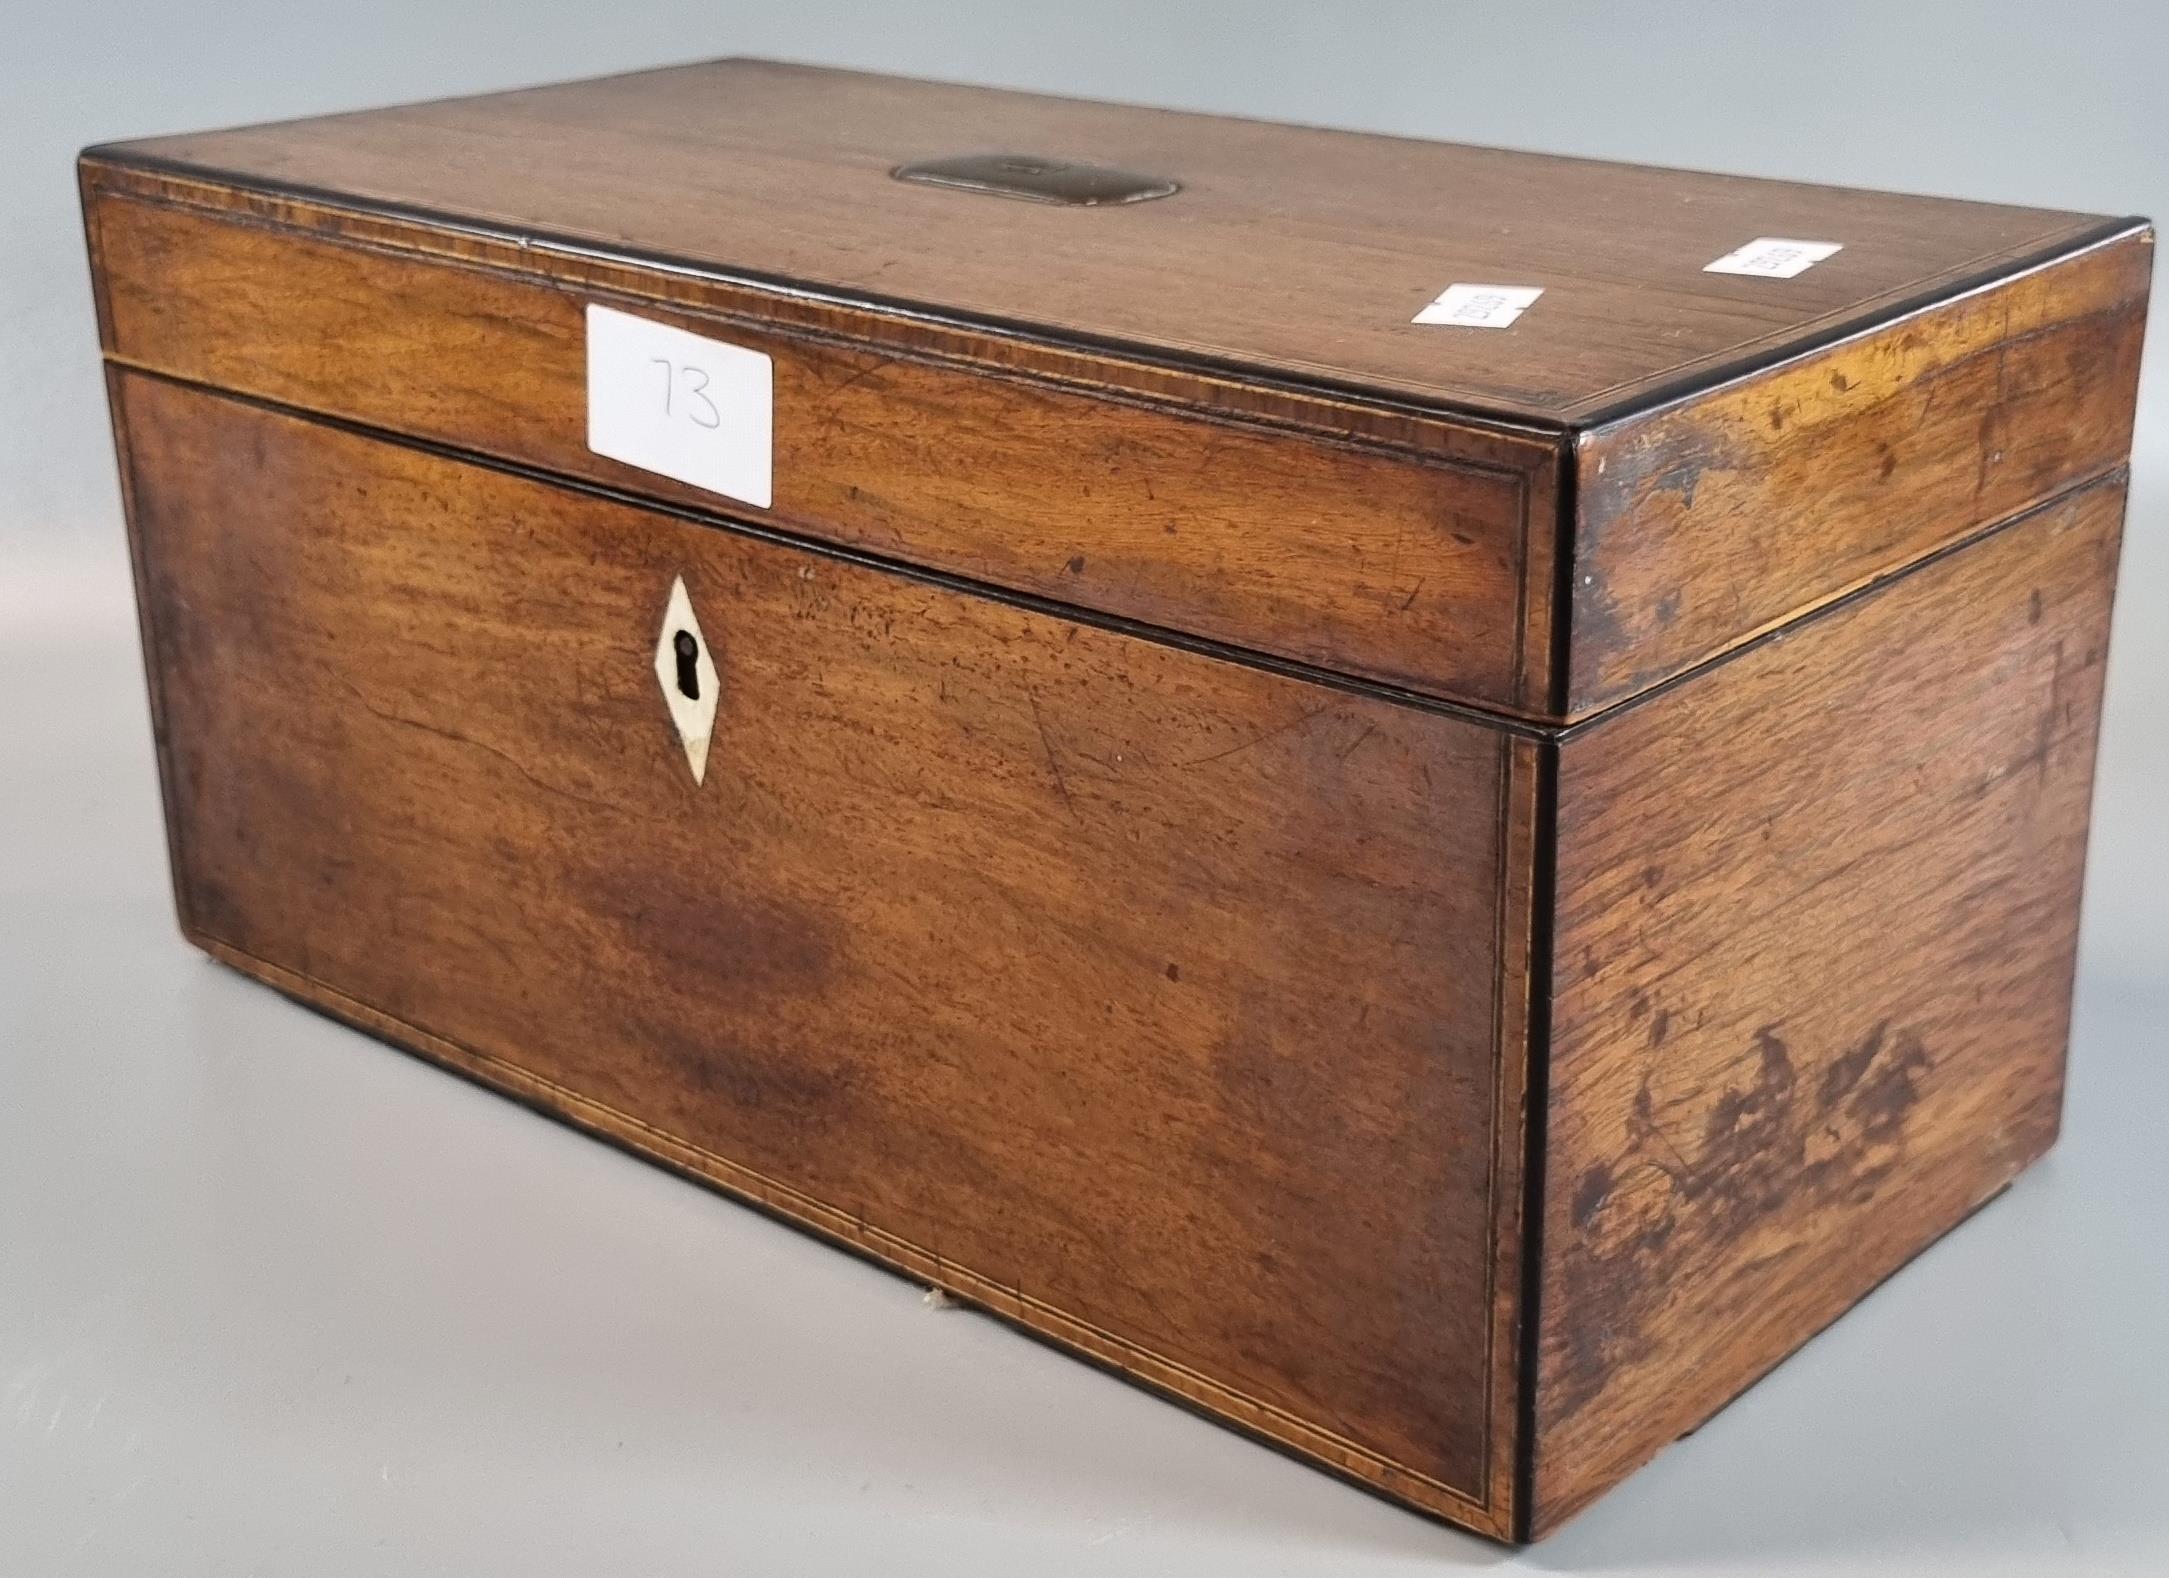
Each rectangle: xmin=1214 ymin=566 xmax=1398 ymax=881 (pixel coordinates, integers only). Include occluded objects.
xmin=1704 ymin=238 xmax=1843 ymax=279
xmin=587 ymin=304 xmax=772 ymax=509
xmin=1412 ymin=283 xmax=1544 ymax=329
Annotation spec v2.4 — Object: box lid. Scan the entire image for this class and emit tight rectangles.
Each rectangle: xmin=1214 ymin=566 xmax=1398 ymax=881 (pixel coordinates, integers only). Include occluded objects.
xmin=92 ymin=58 xmax=2125 ymax=428
xmin=85 ymin=62 xmax=2148 ymax=722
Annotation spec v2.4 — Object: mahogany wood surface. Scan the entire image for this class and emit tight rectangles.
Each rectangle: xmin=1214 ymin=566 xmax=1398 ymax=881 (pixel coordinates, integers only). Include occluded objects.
xmin=84 ymin=183 xmax=1551 ymax=712
xmin=1568 ymin=231 xmax=2150 ymax=714
xmin=87 ymin=58 xmax=2114 ymax=423
xmin=111 ymin=369 xmax=1534 ymax=1536
xmin=82 ymin=59 xmax=2151 ymax=1544
xmin=80 ymin=158 xmax=2145 ymax=724
xmin=1533 ymin=479 xmax=2126 ymax=1534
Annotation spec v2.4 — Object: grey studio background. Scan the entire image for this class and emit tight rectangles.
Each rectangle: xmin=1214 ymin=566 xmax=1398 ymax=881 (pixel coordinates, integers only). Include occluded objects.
xmin=4 ymin=2 xmax=2164 ymax=1574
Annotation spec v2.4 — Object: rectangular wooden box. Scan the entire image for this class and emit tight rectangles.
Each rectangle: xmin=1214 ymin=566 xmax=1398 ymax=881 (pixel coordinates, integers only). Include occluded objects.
xmin=81 ymin=60 xmax=2149 ymax=1541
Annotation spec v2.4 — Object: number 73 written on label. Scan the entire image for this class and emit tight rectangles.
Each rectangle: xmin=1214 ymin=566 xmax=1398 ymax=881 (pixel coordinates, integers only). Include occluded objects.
xmin=652 ymin=357 xmax=722 ymax=428
xmin=586 ymin=303 xmax=773 ymax=508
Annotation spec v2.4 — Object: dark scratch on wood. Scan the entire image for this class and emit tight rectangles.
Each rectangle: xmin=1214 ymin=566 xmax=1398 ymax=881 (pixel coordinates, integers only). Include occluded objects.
xmin=1178 ymin=702 xmax=1337 ymax=768
xmin=824 ymin=353 xmax=898 ymax=402
xmin=1337 ymin=723 xmax=1378 ymax=762
xmin=334 ymin=675 xmax=635 ymax=817
xmin=1027 ymin=691 xmax=1077 ymax=817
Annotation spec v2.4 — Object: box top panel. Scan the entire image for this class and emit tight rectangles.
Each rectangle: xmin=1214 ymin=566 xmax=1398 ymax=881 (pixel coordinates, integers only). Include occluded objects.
xmin=92 ymin=59 xmax=2125 ymax=428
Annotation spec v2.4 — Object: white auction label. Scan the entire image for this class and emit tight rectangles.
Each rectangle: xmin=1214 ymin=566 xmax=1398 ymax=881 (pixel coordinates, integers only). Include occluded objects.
xmin=1412 ymin=283 xmax=1544 ymax=329
xmin=586 ymin=304 xmax=773 ymax=508
xmin=1704 ymin=238 xmax=1843 ymax=279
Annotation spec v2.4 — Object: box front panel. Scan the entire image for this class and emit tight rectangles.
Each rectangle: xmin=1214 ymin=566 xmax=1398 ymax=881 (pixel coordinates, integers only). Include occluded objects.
xmin=87 ymin=183 xmax=1550 ymax=713
xmin=112 ymin=371 xmax=1528 ymax=1532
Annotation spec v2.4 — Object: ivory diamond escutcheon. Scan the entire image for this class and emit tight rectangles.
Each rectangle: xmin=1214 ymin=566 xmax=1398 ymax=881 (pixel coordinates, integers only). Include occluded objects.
xmin=653 ymin=575 xmax=720 ymax=784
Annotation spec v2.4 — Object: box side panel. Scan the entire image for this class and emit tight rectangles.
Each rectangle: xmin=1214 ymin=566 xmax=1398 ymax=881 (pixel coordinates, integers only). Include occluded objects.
xmin=112 ymin=369 xmax=1530 ymax=1536
xmin=1530 ymin=480 xmax=2124 ymax=1534
xmin=1568 ymin=229 xmax=2148 ymax=716
xmin=82 ymin=169 xmax=1561 ymax=717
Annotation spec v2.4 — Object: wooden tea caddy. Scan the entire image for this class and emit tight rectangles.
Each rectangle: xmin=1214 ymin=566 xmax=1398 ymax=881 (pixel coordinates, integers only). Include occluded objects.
xmin=81 ymin=60 xmax=2149 ymax=1540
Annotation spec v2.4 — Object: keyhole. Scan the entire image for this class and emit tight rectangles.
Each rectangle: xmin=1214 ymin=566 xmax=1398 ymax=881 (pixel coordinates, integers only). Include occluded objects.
xmin=673 ymin=630 xmax=701 ymax=700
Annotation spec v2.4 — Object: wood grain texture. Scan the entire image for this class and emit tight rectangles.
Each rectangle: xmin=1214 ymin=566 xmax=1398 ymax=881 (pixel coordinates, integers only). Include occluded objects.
xmin=83 ymin=60 xmax=2149 ymax=1544
xmin=113 ymin=369 xmax=1531 ymax=1536
xmin=86 ymin=187 xmax=1548 ymax=710
xmin=1530 ymin=478 xmax=2126 ymax=1536
xmin=85 ymin=58 xmax=2114 ymax=421
xmin=79 ymin=157 xmax=2140 ymax=725
xmin=1568 ymin=230 xmax=2150 ymax=714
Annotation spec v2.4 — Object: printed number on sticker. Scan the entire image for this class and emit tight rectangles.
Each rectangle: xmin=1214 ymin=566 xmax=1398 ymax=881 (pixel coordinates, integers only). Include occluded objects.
xmin=1704 ymin=238 xmax=1843 ymax=279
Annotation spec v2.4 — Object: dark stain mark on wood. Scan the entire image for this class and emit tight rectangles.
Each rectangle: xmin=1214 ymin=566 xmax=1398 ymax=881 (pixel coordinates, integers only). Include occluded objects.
xmin=1572 ymin=1164 xmax=1613 ymax=1231
xmin=1649 ymin=456 xmax=1704 ymax=509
